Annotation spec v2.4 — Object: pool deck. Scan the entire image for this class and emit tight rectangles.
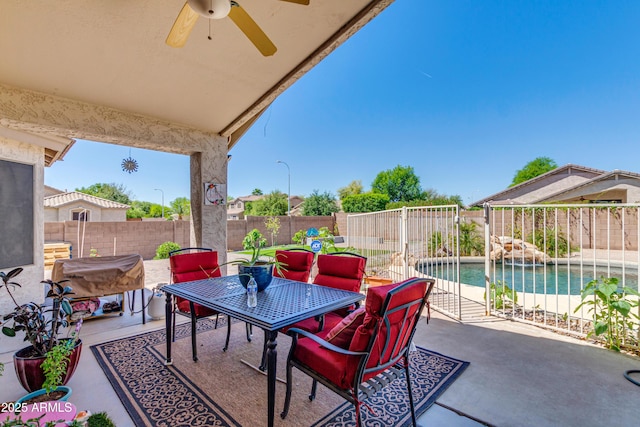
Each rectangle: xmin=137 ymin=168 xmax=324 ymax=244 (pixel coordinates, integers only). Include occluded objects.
xmin=2 ymin=256 xmax=640 ymax=426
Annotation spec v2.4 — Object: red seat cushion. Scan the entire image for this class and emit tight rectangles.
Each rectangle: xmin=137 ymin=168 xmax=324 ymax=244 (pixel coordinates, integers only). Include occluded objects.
xmin=281 ymin=311 xmax=343 ymax=335
xmin=293 ymin=331 xmax=355 ymax=389
xmin=176 ymin=298 xmax=218 ymax=318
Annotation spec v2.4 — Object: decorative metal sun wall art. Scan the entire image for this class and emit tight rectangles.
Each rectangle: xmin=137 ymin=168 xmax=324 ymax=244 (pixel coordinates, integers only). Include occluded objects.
xmin=121 ymin=149 xmax=139 ymax=173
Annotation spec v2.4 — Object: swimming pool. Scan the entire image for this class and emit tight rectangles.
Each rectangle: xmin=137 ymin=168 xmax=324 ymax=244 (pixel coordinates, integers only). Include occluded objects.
xmin=420 ymin=262 xmax=639 ymax=295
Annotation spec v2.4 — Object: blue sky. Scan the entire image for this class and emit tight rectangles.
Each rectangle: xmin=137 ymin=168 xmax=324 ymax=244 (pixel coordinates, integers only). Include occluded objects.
xmin=45 ymin=0 xmax=640 ymax=207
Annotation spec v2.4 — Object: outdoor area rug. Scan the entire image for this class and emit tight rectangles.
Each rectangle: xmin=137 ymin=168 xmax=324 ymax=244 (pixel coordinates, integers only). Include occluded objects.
xmin=91 ymin=318 xmax=469 ymax=426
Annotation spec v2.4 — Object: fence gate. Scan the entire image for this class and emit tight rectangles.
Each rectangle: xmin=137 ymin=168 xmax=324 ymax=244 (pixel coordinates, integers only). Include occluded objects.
xmin=347 ymin=206 xmax=465 ymax=320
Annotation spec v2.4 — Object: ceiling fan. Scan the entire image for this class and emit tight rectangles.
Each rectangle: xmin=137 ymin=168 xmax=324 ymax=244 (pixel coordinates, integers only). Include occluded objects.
xmin=166 ymin=0 xmax=310 ymax=56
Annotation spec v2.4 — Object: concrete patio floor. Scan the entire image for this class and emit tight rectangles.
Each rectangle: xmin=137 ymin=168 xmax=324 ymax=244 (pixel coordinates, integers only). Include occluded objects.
xmin=1 ymin=259 xmax=639 ymax=426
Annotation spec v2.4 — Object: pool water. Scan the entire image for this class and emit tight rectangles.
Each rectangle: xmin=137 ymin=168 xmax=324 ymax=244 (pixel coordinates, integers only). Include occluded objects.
xmin=422 ymin=262 xmax=639 ymax=295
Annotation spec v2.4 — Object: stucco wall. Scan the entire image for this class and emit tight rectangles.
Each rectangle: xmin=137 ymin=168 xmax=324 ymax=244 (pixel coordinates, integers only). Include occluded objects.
xmin=0 ymin=136 xmax=45 ymax=314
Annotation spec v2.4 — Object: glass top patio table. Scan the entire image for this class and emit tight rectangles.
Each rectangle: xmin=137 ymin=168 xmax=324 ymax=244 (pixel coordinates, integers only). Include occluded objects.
xmin=161 ymin=275 xmax=364 ymax=427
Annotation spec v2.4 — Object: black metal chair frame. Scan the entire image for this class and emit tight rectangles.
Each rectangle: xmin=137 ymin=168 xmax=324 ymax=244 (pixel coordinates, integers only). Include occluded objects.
xmin=258 ymin=247 xmax=317 ymax=370
xmin=281 ymin=277 xmax=435 ymax=426
xmin=169 ymin=247 xmax=251 ymax=361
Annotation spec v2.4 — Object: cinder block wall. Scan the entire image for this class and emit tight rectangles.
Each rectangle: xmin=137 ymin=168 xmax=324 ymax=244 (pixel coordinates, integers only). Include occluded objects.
xmin=45 ymin=221 xmax=190 ymax=259
xmin=45 ymin=217 xmax=337 ymax=258
xmin=227 ymin=216 xmax=336 ymax=250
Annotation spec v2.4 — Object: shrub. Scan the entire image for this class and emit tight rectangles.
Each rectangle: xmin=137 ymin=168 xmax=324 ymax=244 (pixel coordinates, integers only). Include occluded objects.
xmin=526 ymin=226 xmax=571 ymax=258
xmin=292 ymin=229 xmax=306 ymax=245
xmin=342 ymin=193 xmax=389 ymax=213
xmin=154 ymin=241 xmax=181 ymax=259
xmin=458 ymin=220 xmax=484 ymax=256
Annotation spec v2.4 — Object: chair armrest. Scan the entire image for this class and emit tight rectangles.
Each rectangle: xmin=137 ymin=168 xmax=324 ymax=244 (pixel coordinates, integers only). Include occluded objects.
xmin=286 ymin=327 xmax=367 ymax=356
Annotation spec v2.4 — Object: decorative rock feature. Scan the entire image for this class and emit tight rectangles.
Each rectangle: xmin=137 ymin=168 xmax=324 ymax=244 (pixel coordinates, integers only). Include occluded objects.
xmin=490 ymin=236 xmax=552 ymax=264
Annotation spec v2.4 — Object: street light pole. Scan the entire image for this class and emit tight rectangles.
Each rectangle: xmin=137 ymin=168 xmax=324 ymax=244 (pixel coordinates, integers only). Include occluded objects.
xmin=276 ymin=160 xmax=290 ymax=216
xmin=154 ymin=188 xmax=164 ymax=219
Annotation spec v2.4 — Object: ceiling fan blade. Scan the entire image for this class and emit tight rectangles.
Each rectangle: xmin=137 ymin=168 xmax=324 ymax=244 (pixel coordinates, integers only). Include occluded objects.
xmin=228 ymin=4 xmax=277 ymax=56
xmin=279 ymin=0 xmax=310 ymax=4
xmin=166 ymin=2 xmax=200 ymax=48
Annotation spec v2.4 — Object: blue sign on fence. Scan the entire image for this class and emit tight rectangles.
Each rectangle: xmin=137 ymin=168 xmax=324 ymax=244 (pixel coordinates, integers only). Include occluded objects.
xmin=310 ymin=240 xmax=322 ymax=253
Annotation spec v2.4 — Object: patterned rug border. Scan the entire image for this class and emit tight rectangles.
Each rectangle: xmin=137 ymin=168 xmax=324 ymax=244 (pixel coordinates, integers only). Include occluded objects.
xmin=311 ymin=348 xmax=469 ymax=427
xmin=91 ymin=320 xmax=469 ymax=426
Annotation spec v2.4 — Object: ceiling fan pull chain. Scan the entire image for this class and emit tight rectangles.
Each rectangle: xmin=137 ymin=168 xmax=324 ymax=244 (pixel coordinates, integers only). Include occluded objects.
xmin=208 ymin=17 xmax=212 ymax=40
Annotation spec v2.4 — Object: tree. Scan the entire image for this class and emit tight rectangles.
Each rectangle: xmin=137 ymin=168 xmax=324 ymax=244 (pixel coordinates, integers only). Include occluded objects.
xmin=76 ymin=183 xmax=132 ymax=204
xmin=265 ymin=217 xmax=281 ymax=246
xmin=371 ymin=165 xmax=422 ymax=202
xmin=337 ymin=180 xmax=363 ymax=200
xmin=245 ymin=191 xmax=287 ymax=216
xmin=127 ymin=200 xmax=152 ymax=219
xmin=510 ymin=157 xmax=557 ymax=187
xmin=252 ymin=188 xmax=263 ymax=196
xmin=149 ymin=204 xmax=165 ymax=218
xmin=170 ymin=197 xmax=190 ymax=220
xmin=302 ymin=190 xmax=339 ymax=216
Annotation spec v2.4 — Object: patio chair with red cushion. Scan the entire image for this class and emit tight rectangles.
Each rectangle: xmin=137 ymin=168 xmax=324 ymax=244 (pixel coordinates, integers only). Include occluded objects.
xmin=273 ymin=248 xmax=315 ymax=283
xmin=291 ymin=252 xmax=367 ymax=334
xmin=280 ymin=277 xmax=436 ymax=426
xmin=170 ymin=248 xmax=250 ymax=361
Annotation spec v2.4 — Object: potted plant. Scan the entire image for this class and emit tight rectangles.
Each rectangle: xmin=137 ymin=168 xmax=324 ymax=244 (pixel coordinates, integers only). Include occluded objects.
xmin=230 ymin=229 xmax=285 ymax=291
xmin=15 ymin=318 xmax=83 ymax=406
xmin=1 ymin=268 xmax=82 ymax=393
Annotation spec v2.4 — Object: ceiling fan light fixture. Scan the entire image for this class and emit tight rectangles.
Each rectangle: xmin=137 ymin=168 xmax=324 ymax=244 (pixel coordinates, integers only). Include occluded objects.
xmin=188 ymin=0 xmax=231 ymax=19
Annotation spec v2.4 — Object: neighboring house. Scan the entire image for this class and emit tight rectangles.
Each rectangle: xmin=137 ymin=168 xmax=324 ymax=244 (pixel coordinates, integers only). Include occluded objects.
xmin=44 ymin=191 xmax=130 ymax=222
xmin=471 ymin=164 xmax=640 ymax=206
xmin=227 ymin=195 xmax=304 ymax=219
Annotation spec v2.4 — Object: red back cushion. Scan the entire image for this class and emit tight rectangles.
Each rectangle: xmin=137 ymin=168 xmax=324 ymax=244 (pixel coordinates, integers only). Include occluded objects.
xmin=348 ymin=278 xmax=428 ymax=378
xmin=325 ymin=307 xmax=366 ymax=349
xmin=274 ymin=250 xmax=314 ymax=282
xmin=170 ymin=251 xmax=221 ymax=283
xmin=313 ymin=254 xmax=365 ymax=293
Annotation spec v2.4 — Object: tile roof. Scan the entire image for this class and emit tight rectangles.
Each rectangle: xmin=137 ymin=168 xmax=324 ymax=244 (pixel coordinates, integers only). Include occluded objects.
xmin=44 ymin=192 xmax=130 ymax=209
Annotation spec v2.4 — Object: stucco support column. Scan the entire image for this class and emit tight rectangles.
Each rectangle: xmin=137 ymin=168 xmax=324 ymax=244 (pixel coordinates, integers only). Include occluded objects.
xmin=190 ymin=137 xmax=228 ymax=268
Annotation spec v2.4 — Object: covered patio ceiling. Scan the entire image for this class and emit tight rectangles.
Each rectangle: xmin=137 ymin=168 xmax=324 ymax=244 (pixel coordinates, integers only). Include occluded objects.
xmin=0 ymin=0 xmax=393 ymax=163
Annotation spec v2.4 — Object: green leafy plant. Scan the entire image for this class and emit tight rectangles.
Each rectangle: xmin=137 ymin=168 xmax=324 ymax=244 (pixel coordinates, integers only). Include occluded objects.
xmin=154 ymin=241 xmax=181 ymax=259
xmin=87 ymin=412 xmax=116 ymax=427
xmin=574 ymin=277 xmax=640 ymax=351
xmin=2 ymin=269 xmax=75 ymax=357
xmin=41 ymin=340 xmax=72 ymax=394
xmin=292 ymin=229 xmax=306 ymax=245
xmin=526 ymin=226 xmax=572 ymax=258
xmin=458 ymin=220 xmax=484 ymax=256
xmin=40 ymin=318 xmax=82 ymax=395
xmin=242 ymin=229 xmax=268 ymax=265
xmin=318 ymin=227 xmax=336 ymax=254
xmin=227 ymin=229 xmax=285 ymax=275
xmin=486 ymin=280 xmax=518 ymax=310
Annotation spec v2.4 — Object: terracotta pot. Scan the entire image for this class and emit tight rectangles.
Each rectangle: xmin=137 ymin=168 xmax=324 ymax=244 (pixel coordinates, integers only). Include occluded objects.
xmin=13 ymin=339 xmax=83 ymax=393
